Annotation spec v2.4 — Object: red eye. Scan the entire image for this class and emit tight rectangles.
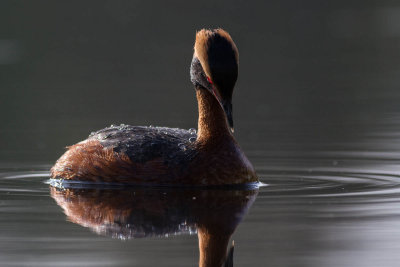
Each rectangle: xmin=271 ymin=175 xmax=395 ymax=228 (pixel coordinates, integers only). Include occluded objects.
xmin=207 ymin=76 xmax=213 ymax=84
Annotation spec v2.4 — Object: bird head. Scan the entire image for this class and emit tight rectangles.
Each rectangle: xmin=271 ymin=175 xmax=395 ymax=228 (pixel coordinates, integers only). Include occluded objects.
xmin=190 ymin=28 xmax=239 ymax=132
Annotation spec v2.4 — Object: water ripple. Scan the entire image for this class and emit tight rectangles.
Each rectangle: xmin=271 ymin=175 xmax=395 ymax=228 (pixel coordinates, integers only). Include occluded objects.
xmin=1 ymin=165 xmax=400 ymax=201
xmin=258 ymin=167 xmax=400 ymax=199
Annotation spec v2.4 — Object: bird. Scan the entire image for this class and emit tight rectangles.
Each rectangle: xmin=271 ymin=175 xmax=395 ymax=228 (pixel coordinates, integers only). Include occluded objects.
xmin=50 ymin=28 xmax=258 ymax=186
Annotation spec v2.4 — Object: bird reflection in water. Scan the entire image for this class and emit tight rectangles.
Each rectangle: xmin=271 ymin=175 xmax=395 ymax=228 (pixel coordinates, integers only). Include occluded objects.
xmin=50 ymin=185 xmax=258 ymax=267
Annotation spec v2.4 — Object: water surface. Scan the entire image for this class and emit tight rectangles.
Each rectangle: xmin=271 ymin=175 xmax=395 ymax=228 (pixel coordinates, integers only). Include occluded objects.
xmin=2 ymin=116 xmax=400 ymax=266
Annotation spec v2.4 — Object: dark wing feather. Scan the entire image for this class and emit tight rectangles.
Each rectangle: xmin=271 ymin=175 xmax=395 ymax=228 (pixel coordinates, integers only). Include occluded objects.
xmin=88 ymin=125 xmax=198 ymax=166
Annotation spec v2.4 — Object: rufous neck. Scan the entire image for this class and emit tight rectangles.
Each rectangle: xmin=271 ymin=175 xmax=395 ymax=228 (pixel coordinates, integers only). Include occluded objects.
xmin=198 ymin=226 xmax=231 ymax=267
xmin=196 ymin=88 xmax=231 ymax=141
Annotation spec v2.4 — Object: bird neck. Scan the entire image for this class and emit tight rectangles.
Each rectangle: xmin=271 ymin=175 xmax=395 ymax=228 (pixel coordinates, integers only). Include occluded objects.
xmin=198 ymin=226 xmax=231 ymax=267
xmin=196 ymin=88 xmax=231 ymax=142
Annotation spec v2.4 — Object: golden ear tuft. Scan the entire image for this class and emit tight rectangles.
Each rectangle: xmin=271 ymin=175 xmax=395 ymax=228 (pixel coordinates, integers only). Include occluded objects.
xmin=194 ymin=29 xmax=213 ymax=78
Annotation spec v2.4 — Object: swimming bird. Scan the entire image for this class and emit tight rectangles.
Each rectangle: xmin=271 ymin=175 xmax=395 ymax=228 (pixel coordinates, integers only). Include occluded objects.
xmin=50 ymin=28 xmax=258 ymax=186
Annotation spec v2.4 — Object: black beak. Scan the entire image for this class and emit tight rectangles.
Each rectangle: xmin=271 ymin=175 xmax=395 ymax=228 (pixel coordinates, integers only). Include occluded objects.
xmin=222 ymin=100 xmax=234 ymax=133
xmin=209 ymin=85 xmax=234 ymax=133
xmin=223 ymin=240 xmax=234 ymax=267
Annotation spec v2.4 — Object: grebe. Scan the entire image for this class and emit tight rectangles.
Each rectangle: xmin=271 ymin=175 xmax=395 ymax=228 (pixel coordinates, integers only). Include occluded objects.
xmin=51 ymin=28 xmax=258 ymax=185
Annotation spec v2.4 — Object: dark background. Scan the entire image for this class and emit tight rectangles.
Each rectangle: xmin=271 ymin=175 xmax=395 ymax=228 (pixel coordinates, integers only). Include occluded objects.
xmin=1 ymin=0 xmax=400 ymax=162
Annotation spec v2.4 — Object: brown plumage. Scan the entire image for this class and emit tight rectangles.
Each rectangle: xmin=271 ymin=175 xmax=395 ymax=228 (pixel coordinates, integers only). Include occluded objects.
xmin=51 ymin=140 xmax=170 ymax=183
xmin=51 ymin=28 xmax=258 ymax=185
